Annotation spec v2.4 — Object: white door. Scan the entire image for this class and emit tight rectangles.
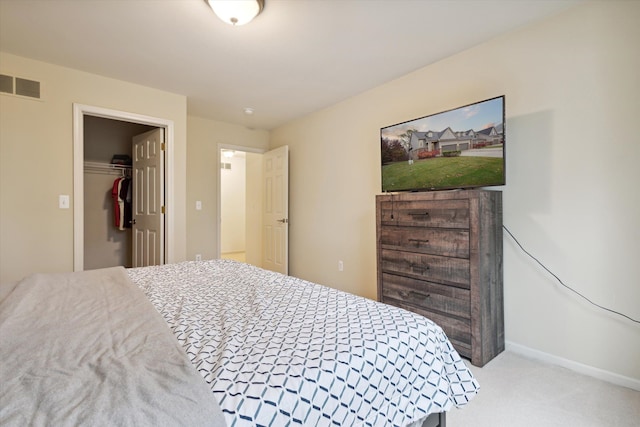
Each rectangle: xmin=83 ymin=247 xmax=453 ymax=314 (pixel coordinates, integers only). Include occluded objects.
xmin=132 ymin=128 xmax=164 ymax=267
xmin=262 ymin=145 xmax=289 ymax=274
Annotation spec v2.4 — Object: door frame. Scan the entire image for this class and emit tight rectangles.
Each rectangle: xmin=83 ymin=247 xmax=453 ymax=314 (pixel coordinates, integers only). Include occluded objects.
xmin=73 ymin=103 xmax=175 ymax=271
xmin=216 ymin=143 xmax=265 ymax=260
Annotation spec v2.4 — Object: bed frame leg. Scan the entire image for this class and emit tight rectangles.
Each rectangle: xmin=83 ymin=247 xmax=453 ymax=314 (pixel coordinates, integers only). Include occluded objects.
xmin=439 ymin=411 xmax=446 ymax=427
xmin=422 ymin=412 xmax=446 ymax=427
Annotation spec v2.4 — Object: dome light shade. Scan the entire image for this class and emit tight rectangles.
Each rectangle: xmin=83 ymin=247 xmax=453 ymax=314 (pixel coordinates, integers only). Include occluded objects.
xmin=207 ymin=0 xmax=264 ymax=26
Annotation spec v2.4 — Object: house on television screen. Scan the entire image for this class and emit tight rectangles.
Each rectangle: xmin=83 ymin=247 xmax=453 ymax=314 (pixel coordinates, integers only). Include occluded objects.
xmin=409 ymin=125 xmax=503 ymax=160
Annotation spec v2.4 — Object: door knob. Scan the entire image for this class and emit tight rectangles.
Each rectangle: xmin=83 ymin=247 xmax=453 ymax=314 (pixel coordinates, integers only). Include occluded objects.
xmin=277 ymin=218 xmax=288 ymax=224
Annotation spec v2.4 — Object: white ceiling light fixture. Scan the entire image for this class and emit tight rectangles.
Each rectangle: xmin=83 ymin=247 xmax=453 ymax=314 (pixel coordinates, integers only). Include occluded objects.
xmin=207 ymin=0 xmax=265 ymax=26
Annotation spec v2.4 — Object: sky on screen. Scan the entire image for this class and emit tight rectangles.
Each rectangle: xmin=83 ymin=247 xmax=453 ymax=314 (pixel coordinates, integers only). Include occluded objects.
xmin=381 ymin=97 xmax=504 ymax=141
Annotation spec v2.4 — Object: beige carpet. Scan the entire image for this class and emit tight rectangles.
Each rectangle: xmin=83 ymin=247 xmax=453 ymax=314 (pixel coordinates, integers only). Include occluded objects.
xmin=447 ymin=351 xmax=640 ymax=426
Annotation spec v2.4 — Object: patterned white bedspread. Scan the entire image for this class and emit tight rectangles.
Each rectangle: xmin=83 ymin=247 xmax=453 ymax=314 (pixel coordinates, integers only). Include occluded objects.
xmin=127 ymin=260 xmax=478 ymax=427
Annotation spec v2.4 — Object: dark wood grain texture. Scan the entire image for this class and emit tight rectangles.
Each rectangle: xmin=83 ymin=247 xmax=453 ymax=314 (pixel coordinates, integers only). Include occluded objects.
xmin=376 ymin=189 xmax=504 ymax=366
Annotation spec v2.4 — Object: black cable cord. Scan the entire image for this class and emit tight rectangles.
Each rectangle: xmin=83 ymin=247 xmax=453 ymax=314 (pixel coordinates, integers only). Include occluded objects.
xmin=503 ymin=225 xmax=640 ymax=324
xmin=390 ymin=193 xmax=394 ymax=219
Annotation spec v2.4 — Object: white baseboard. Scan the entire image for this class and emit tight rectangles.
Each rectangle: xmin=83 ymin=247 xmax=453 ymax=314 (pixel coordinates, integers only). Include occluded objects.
xmin=505 ymin=341 xmax=640 ymax=391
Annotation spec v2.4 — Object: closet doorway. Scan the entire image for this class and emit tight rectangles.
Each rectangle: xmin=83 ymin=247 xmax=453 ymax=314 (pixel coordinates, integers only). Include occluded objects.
xmin=73 ymin=104 xmax=175 ymax=272
xmin=83 ymin=116 xmax=155 ymax=269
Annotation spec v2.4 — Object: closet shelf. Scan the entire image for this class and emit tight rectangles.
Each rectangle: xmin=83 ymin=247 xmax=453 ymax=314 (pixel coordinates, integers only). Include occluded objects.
xmin=84 ymin=161 xmax=131 ymax=175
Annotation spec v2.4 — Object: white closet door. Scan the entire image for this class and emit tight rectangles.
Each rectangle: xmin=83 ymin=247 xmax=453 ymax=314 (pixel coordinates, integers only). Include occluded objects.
xmin=132 ymin=128 xmax=164 ymax=267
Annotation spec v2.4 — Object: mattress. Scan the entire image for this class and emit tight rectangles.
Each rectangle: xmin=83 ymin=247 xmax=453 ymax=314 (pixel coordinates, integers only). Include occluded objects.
xmin=128 ymin=259 xmax=479 ymax=427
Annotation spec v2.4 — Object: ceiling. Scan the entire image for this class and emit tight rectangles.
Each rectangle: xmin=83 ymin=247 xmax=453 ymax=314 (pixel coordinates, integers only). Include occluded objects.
xmin=0 ymin=0 xmax=583 ymax=130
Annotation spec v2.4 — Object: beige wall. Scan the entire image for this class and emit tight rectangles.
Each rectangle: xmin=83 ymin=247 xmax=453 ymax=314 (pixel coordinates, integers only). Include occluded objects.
xmin=221 ymin=154 xmax=246 ymax=253
xmin=0 ymin=52 xmax=188 ymax=284
xmin=186 ymin=116 xmax=268 ymax=261
xmin=270 ymin=2 xmax=640 ymax=381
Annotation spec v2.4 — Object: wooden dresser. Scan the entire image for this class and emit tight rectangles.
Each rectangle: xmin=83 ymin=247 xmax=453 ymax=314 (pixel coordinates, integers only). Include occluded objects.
xmin=376 ymin=189 xmax=504 ymax=366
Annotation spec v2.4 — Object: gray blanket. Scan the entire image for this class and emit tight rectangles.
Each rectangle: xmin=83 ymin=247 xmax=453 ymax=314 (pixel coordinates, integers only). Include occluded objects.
xmin=0 ymin=267 xmax=226 ymax=426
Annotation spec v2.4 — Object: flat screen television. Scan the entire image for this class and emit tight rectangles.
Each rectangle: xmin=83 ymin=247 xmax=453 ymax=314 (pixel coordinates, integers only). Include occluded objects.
xmin=380 ymin=95 xmax=505 ymax=192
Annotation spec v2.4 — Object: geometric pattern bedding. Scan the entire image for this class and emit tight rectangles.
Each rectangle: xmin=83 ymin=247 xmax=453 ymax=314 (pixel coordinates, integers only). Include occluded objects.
xmin=127 ymin=260 xmax=479 ymax=427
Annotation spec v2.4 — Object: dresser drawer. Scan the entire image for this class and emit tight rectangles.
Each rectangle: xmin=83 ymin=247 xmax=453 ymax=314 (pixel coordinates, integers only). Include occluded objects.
xmin=380 ymin=249 xmax=470 ymax=288
xmin=423 ymin=309 xmax=472 ymax=359
xmin=379 ymin=199 xmax=469 ymax=228
xmin=381 ymin=273 xmax=470 ymax=319
xmin=379 ymin=226 xmax=469 ymax=258
xmin=383 ymin=298 xmax=471 ymax=358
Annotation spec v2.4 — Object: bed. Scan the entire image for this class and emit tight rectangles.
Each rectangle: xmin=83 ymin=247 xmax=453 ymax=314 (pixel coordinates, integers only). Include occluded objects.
xmin=1 ymin=259 xmax=478 ymax=426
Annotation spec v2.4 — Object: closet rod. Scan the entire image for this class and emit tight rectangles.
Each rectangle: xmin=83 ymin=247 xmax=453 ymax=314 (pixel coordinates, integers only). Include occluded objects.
xmin=84 ymin=161 xmax=131 ymax=176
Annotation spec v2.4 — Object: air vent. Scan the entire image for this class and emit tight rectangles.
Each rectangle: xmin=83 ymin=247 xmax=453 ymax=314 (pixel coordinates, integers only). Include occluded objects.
xmin=0 ymin=74 xmax=13 ymax=94
xmin=0 ymin=74 xmax=42 ymax=99
xmin=15 ymin=77 xmax=40 ymax=98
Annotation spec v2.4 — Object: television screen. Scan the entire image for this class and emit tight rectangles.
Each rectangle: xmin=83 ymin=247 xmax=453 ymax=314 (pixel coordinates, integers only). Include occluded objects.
xmin=380 ymin=96 xmax=505 ymax=192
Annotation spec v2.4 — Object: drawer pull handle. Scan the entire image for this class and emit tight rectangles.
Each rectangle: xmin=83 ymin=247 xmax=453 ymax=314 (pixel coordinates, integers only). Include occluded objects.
xmin=408 ymin=238 xmax=430 ymax=246
xmin=408 ymin=291 xmax=431 ymax=300
xmin=410 ymin=264 xmax=430 ymax=273
xmin=410 ymin=211 xmax=430 ymax=217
